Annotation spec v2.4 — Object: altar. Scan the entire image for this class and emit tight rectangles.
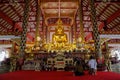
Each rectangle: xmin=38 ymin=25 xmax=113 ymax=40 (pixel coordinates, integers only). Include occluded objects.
xmin=47 ymin=52 xmax=73 ymax=70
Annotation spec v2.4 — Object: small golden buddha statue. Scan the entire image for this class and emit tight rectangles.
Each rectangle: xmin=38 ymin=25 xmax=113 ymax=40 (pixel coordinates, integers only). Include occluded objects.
xmin=52 ymin=19 xmax=68 ymax=48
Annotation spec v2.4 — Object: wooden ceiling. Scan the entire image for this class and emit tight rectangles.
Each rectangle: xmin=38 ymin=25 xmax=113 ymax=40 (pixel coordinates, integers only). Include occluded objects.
xmin=0 ymin=0 xmax=120 ymax=44
xmin=40 ymin=1 xmax=78 ymax=26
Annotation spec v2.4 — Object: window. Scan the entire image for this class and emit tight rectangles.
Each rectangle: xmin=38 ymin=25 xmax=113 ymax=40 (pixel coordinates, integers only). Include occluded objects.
xmin=111 ymin=49 xmax=120 ymax=60
xmin=0 ymin=49 xmax=9 ymax=62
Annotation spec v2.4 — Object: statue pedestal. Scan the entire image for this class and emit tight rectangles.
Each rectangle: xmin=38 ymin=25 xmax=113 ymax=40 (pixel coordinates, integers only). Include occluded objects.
xmin=54 ymin=54 xmax=65 ymax=70
xmin=47 ymin=52 xmax=73 ymax=70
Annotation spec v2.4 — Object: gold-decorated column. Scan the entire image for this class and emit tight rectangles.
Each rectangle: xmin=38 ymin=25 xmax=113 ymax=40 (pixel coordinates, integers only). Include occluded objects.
xmin=35 ymin=0 xmax=41 ymax=47
xmin=19 ymin=0 xmax=30 ymax=57
xmin=78 ymin=0 xmax=85 ymax=42
xmin=90 ymin=0 xmax=102 ymax=59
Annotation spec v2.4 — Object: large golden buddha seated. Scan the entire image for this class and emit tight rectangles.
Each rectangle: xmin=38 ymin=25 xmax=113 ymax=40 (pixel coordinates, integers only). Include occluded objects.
xmin=52 ymin=19 xmax=68 ymax=49
xmin=45 ymin=19 xmax=76 ymax=52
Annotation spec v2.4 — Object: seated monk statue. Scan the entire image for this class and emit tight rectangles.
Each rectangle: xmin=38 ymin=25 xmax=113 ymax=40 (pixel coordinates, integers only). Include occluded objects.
xmin=52 ymin=19 xmax=68 ymax=48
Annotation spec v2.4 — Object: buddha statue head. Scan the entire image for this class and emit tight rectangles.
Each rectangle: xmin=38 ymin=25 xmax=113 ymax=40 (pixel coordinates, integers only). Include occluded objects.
xmin=55 ymin=18 xmax=64 ymax=34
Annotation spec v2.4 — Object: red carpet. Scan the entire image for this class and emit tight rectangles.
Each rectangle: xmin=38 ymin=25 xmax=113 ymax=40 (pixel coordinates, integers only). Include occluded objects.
xmin=0 ymin=71 xmax=120 ymax=80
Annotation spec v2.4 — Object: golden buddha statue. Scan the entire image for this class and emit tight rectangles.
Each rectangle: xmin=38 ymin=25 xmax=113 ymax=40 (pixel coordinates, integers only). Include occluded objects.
xmin=52 ymin=19 xmax=68 ymax=49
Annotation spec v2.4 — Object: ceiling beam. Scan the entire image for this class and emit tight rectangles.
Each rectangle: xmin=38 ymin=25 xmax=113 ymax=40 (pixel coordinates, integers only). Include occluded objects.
xmin=0 ymin=44 xmax=12 ymax=48
xmin=108 ymin=22 xmax=120 ymax=30
xmin=0 ymin=35 xmax=20 ymax=40
xmin=0 ymin=27 xmax=5 ymax=32
xmin=107 ymin=9 xmax=120 ymax=24
xmin=85 ymin=8 xmax=120 ymax=40
xmin=9 ymin=5 xmax=22 ymax=20
xmin=0 ymin=10 xmax=14 ymax=26
xmin=98 ymin=22 xmax=104 ymax=31
xmin=108 ymin=44 xmax=120 ymax=48
xmin=95 ymin=0 xmax=120 ymax=4
xmin=97 ymin=4 xmax=110 ymax=19
xmin=42 ymin=7 xmax=77 ymax=9
xmin=0 ymin=1 xmax=24 ymax=4
xmin=40 ymin=0 xmax=78 ymax=2
xmin=83 ymin=20 xmax=91 ymax=22
xmin=100 ymin=34 xmax=120 ymax=39
xmin=0 ymin=23 xmax=14 ymax=33
xmin=93 ymin=8 xmax=120 ymax=33
xmin=0 ymin=23 xmax=8 ymax=31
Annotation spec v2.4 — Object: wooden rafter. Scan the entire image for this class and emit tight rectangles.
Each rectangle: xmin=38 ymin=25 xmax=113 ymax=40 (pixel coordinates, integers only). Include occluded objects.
xmin=42 ymin=7 xmax=77 ymax=9
xmin=0 ymin=23 xmax=8 ymax=31
xmin=109 ymin=22 xmax=120 ymax=30
xmin=97 ymin=4 xmax=110 ymax=19
xmin=95 ymin=0 xmax=120 ymax=4
xmin=107 ymin=8 xmax=120 ymax=24
xmin=0 ymin=10 xmax=14 ymax=26
xmin=96 ymin=8 xmax=120 ymax=32
xmin=9 ymin=5 xmax=22 ymax=21
xmin=40 ymin=0 xmax=78 ymax=2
